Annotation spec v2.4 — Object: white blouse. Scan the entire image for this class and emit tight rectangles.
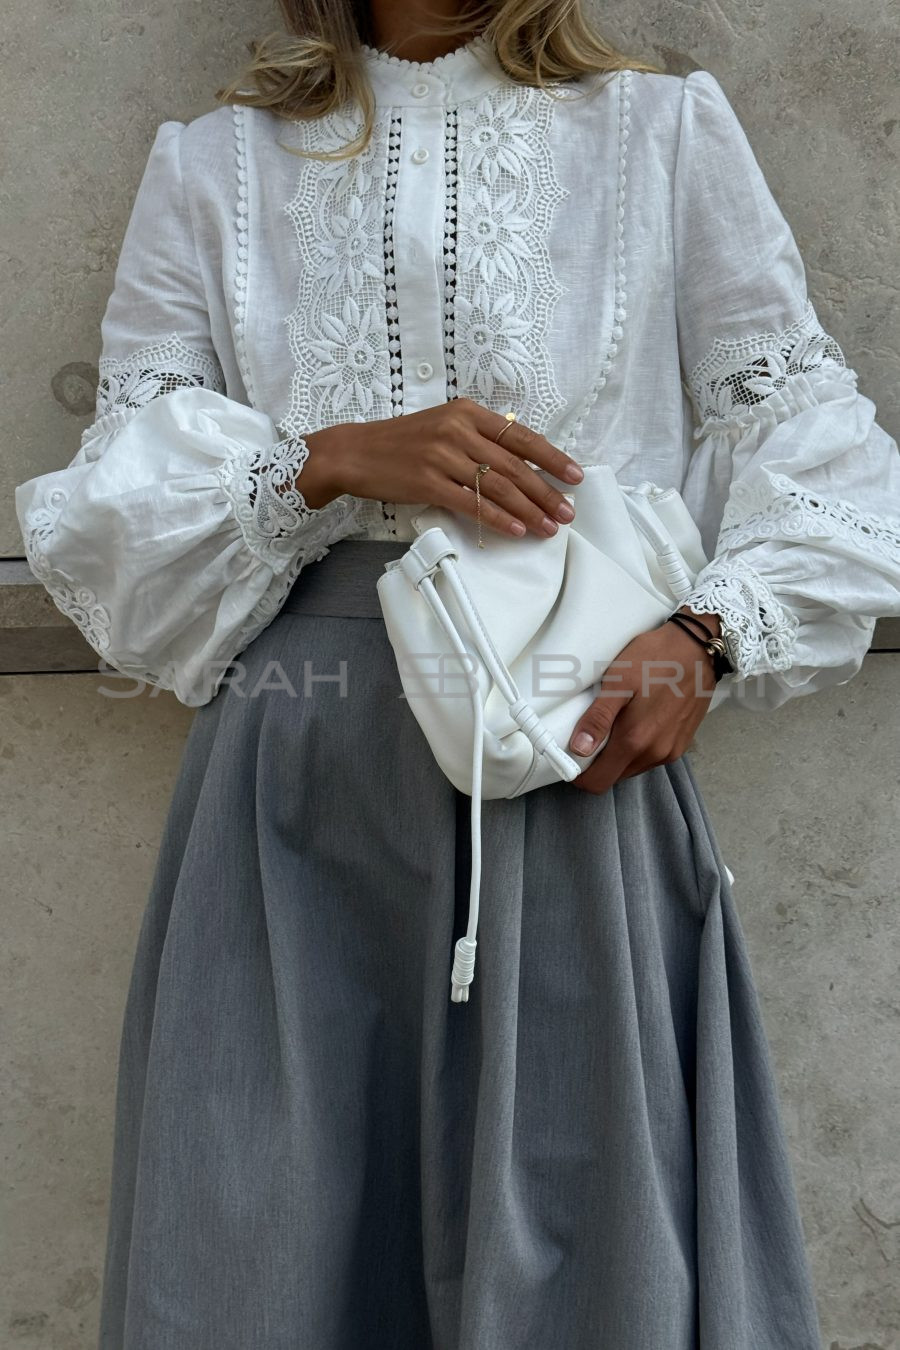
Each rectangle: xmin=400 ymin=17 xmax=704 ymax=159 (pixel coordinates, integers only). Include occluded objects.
xmin=15 ymin=33 xmax=900 ymax=708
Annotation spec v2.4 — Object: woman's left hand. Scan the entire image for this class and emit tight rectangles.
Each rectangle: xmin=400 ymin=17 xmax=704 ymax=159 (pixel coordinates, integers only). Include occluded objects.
xmin=567 ymin=611 xmax=721 ymax=795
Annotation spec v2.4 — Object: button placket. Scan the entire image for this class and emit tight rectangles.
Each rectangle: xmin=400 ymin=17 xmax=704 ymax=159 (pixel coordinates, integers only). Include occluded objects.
xmin=393 ymin=105 xmax=447 ymax=411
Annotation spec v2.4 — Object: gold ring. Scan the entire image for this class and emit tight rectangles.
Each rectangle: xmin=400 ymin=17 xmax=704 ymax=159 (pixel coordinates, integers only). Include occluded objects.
xmin=494 ymin=410 xmax=517 ymax=444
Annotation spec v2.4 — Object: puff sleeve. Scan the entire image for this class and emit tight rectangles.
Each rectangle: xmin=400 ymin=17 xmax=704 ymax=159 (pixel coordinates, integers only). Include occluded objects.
xmin=14 ymin=120 xmax=365 ymax=707
xmin=674 ymin=71 xmax=900 ymax=711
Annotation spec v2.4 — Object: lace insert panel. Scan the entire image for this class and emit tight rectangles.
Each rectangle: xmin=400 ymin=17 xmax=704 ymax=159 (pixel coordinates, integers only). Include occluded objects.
xmin=453 ymin=84 xmax=570 ymax=433
xmin=688 ymin=298 xmax=848 ymax=428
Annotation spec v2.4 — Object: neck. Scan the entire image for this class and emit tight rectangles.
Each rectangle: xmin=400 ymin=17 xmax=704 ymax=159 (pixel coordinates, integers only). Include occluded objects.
xmin=367 ymin=1 xmax=481 ymax=63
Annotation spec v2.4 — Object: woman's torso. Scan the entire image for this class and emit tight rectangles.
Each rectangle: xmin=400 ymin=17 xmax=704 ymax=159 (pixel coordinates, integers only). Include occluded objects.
xmin=177 ymin=39 xmax=703 ymax=543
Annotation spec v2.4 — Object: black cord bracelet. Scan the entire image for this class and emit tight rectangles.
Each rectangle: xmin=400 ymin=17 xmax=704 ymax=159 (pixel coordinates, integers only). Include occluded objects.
xmin=671 ymin=610 xmax=717 ymax=644
xmin=667 ymin=613 xmax=734 ymax=683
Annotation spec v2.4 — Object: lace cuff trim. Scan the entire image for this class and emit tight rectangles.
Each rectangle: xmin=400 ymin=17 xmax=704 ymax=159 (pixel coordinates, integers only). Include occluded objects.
xmin=216 ymin=433 xmax=347 ymax=573
xmin=682 ymin=557 xmax=799 ymax=678
xmin=688 ymin=299 xmax=848 ymax=428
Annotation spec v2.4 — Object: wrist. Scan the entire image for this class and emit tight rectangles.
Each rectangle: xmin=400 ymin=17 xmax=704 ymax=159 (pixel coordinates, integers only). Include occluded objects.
xmin=666 ymin=610 xmax=734 ymax=683
xmin=296 ymin=424 xmax=363 ymax=509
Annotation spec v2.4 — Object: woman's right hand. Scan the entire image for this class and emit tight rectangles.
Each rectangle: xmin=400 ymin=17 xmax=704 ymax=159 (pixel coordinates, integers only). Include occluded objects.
xmin=298 ymin=398 xmax=585 ymax=538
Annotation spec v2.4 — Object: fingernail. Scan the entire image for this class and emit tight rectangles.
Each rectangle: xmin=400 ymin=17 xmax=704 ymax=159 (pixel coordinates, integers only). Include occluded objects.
xmin=571 ymin=731 xmax=595 ymax=754
xmin=510 ymin=520 xmax=526 ymax=535
xmin=542 ymin=516 xmax=558 ymax=535
xmin=564 ymin=463 xmax=584 ymax=482
xmin=556 ymin=502 xmax=575 ymax=522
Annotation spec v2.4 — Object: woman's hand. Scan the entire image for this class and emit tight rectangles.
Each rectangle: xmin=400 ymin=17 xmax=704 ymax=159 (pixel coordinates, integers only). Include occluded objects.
xmin=567 ymin=610 xmax=722 ymax=795
xmin=298 ymin=397 xmax=584 ymax=538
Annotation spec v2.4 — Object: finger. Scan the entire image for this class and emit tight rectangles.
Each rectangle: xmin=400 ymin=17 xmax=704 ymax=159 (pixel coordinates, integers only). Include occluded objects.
xmin=570 ymin=695 xmax=641 ymax=794
xmin=472 ymin=404 xmax=584 ymax=487
xmin=460 ymin=457 xmax=570 ymax=538
xmin=466 ymin=406 xmax=584 ymax=521
xmin=572 ymin=723 xmax=638 ymax=795
xmin=568 ymin=688 xmax=631 ymax=757
xmin=438 ymin=479 xmax=529 ymax=538
xmin=447 ymin=434 xmax=577 ymax=534
xmin=442 ymin=442 xmax=569 ymax=539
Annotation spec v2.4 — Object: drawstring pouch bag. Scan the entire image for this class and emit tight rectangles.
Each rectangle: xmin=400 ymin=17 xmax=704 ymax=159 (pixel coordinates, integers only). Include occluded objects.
xmin=376 ymin=463 xmax=710 ymax=1003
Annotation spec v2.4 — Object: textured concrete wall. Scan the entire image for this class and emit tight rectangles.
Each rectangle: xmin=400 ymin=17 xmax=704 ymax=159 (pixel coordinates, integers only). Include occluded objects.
xmin=2 ymin=1 xmax=899 ymax=1348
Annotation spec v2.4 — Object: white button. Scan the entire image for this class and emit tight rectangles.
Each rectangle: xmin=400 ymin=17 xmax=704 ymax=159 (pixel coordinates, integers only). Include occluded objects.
xmin=416 ymin=361 xmax=434 ymax=380
xmin=411 ymin=147 xmax=429 ymax=164
xmin=410 ymin=81 xmax=430 ymax=97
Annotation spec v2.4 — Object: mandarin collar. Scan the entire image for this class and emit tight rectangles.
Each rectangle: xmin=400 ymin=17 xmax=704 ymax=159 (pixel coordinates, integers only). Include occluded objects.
xmin=358 ymin=32 xmax=512 ymax=106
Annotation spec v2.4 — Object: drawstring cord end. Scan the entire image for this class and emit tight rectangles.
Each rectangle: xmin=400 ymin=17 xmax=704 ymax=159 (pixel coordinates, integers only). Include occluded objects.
xmin=450 ymin=937 xmax=477 ymax=1002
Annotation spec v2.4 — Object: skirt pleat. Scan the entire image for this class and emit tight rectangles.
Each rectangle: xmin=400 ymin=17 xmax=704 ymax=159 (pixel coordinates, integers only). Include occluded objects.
xmin=96 ymin=540 xmax=823 ymax=1350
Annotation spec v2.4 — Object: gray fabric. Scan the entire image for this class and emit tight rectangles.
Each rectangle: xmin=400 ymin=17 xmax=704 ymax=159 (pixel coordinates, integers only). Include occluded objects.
xmin=97 ymin=538 xmax=823 ymax=1350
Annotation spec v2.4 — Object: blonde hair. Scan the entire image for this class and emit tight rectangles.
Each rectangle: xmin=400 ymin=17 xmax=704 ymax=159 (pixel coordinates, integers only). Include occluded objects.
xmin=214 ymin=0 xmax=664 ymax=161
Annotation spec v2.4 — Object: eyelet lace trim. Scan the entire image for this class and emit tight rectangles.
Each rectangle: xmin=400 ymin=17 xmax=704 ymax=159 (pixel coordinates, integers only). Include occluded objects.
xmin=377 ymin=109 xmax=403 ymax=538
xmin=688 ymin=299 xmax=847 ymax=428
xmin=443 ymin=105 xmax=460 ymax=403
xmin=683 ymin=557 xmax=799 ymax=677
xmin=717 ymin=471 xmax=900 ymax=566
xmin=20 ymin=486 xmax=114 ymax=657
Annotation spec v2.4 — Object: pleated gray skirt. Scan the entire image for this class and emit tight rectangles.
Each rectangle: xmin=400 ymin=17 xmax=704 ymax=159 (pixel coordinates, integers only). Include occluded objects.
xmin=97 ymin=538 xmax=823 ymax=1350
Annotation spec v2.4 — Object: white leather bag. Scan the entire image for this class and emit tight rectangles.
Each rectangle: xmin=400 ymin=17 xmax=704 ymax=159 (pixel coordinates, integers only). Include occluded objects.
xmin=375 ymin=463 xmax=710 ymax=1003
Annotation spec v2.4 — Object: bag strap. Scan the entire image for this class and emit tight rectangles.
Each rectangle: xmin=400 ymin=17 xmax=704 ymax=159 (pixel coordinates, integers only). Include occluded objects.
xmin=408 ymin=536 xmax=580 ymax=1002
xmin=620 ymin=492 xmax=695 ymax=599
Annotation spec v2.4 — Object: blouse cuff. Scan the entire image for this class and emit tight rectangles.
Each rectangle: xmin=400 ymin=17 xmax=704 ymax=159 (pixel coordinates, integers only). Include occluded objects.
xmin=680 ymin=555 xmax=800 ymax=679
xmin=215 ymin=430 xmax=340 ymax=574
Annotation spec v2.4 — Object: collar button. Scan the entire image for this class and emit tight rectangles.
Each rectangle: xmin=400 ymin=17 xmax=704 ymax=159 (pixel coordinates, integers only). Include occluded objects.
xmin=410 ymin=81 xmax=430 ymax=97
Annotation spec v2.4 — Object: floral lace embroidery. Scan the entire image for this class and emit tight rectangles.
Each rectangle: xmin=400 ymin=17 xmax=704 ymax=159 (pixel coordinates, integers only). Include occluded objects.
xmin=20 ymin=470 xmax=362 ymax=700
xmin=683 ymin=557 xmax=799 ymax=677
xmin=216 ymin=433 xmax=332 ymax=572
xmin=717 ymin=471 xmax=900 ymax=567
xmin=454 ymin=85 xmax=569 ymax=431
xmin=282 ymin=107 xmax=393 ymax=431
xmin=19 ymin=441 xmax=363 ymax=699
xmin=688 ymin=299 xmax=847 ymax=427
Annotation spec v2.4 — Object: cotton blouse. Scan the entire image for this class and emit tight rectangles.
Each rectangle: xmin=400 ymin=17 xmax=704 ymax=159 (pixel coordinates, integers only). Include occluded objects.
xmin=15 ymin=33 xmax=900 ymax=708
